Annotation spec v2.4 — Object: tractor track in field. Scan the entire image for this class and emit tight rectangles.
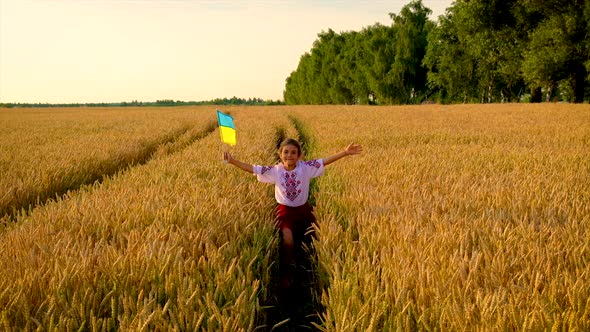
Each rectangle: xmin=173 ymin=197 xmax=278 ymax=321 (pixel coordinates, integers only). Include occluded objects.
xmin=258 ymin=116 xmax=326 ymax=332
xmin=1 ymin=120 xmax=217 ymax=223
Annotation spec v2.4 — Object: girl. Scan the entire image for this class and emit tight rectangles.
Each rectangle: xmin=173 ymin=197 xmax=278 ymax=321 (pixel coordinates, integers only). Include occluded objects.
xmin=223 ymin=138 xmax=362 ymax=286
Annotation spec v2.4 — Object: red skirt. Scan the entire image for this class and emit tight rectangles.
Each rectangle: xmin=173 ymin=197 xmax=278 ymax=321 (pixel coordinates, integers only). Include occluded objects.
xmin=275 ymin=203 xmax=316 ymax=237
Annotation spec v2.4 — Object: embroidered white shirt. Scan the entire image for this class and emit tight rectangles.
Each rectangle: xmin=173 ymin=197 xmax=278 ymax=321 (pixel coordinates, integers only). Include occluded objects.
xmin=253 ymin=159 xmax=324 ymax=207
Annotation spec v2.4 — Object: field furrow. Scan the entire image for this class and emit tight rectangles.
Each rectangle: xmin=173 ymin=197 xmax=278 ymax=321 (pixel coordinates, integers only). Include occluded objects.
xmin=1 ymin=104 xmax=588 ymax=330
xmin=0 ymin=107 xmax=218 ymax=221
xmin=0 ymin=107 xmax=294 ymax=330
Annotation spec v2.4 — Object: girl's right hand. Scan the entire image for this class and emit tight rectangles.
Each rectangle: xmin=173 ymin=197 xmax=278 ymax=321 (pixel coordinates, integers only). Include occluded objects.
xmin=223 ymin=151 xmax=233 ymax=163
xmin=221 ymin=152 xmax=254 ymax=173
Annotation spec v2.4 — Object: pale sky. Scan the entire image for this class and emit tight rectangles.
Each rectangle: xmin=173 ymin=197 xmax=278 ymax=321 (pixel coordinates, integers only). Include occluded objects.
xmin=0 ymin=0 xmax=453 ymax=103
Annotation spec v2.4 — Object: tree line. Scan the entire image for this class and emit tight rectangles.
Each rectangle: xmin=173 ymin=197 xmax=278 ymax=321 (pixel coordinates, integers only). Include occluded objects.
xmin=0 ymin=97 xmax=284 ymax=108
xmin=284 ymin=0 xmax=590 ymax=105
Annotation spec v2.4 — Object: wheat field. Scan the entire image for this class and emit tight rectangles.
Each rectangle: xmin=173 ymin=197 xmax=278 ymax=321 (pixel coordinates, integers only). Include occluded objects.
xmin=0 ymin=107 xmax=217 ymax=220
xmin=1 ymin=104 xmax=589 ymax=331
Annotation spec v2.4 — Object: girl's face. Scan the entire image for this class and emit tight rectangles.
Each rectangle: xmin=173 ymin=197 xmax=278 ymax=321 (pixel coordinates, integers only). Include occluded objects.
xmin=279 ymin=144 xmax=300 ymax=170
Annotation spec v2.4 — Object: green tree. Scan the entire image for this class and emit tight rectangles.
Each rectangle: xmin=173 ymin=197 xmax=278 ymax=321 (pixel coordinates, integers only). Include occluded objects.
xmin=424 ymin=7 xmax=479 ymax=103
xmin=336 ymin=31 xmax=372 ymax=104
xmin=390 ymin=0 xmax=433 ymax=104
xmin=362 ymin=23 xmax=397 ymax=104
xmin=522 ymin=15 xmax=573 ymax=101
xmin=512 ymin=0 xmax=589 ymax=102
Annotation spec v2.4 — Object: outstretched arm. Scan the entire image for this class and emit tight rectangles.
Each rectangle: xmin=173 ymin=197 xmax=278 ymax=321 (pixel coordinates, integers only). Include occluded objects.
xmin=223 ymin=152 xmax=254 ymax=173
xmin=323 ymin=143 xmax=363 ymax=166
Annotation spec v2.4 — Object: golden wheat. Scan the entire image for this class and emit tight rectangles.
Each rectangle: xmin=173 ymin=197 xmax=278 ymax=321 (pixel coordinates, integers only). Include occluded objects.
xmin=0 ymin=104 xmax=588 ymax=330
xmin=0 ymin=106 xmax=294 ymax=330
xmin=290 ymin=104 xmax=590 ymax=330
xmin=0 ymin=106 xmax=214 ymax=220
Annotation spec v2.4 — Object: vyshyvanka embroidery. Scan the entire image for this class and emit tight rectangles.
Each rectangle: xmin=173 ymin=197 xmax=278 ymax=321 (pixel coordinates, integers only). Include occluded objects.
xmin=282 ymin=172 xmax=302 ymax=201
xmin=260 ymin=166 xmax=272 ymax=175
xmin=304 ymin=160 xmax=321 ymax=168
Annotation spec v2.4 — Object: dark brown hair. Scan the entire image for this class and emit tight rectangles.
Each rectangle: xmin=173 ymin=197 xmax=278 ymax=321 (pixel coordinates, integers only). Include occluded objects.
xmin=278 ymin=138 xmax=302 ymax=157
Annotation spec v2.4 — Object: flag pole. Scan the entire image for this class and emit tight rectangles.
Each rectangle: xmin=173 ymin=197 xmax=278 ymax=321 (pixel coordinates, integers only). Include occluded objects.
xmin=223 ymin=143 xmax=229 ymax=164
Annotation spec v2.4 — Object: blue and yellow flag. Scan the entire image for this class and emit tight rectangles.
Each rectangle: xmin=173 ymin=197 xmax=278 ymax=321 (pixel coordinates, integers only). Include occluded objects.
xmin=216 ymin=110 xmax=236 ymax=146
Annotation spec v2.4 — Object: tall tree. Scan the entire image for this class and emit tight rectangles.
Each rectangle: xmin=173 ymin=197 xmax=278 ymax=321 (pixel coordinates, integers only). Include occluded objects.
xmin=423 ymin=7 xmax=479 ymax=103
xmin=389 ymin=0 xmax=433 ymax=104
xmin=336 ymin=31 xmax=372 ymax=104
xmin=519 ymin=0 xmax=589 ymax=102
xmin=522 ymin=15 xmax=572 ymax=101
xmin=286 ymin=0 xmax=589 ymax=104
xmin=363 ymin=23 xmax=397 ymax=104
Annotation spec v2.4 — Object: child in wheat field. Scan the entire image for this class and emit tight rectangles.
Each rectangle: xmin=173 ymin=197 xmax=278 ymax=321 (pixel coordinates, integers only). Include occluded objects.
xmin=223 ymin=138 xmax=362 ymax=287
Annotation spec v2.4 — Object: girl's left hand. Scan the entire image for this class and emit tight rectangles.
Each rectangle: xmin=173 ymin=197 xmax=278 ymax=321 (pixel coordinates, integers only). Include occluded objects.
xmin=344 ymin=143 xmax=363 ymax=155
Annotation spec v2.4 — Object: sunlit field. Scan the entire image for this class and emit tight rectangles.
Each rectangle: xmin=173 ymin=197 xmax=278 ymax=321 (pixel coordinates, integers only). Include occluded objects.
xmin=0 ymin=107 xmax=216 ymax=219
xmin=1 ymin=104 xmax=589 ymax=330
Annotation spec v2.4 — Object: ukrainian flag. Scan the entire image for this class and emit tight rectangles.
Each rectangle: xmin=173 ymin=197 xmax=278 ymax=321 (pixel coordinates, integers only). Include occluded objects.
xmin=216 ymin=110 xmax=236 ymax=146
